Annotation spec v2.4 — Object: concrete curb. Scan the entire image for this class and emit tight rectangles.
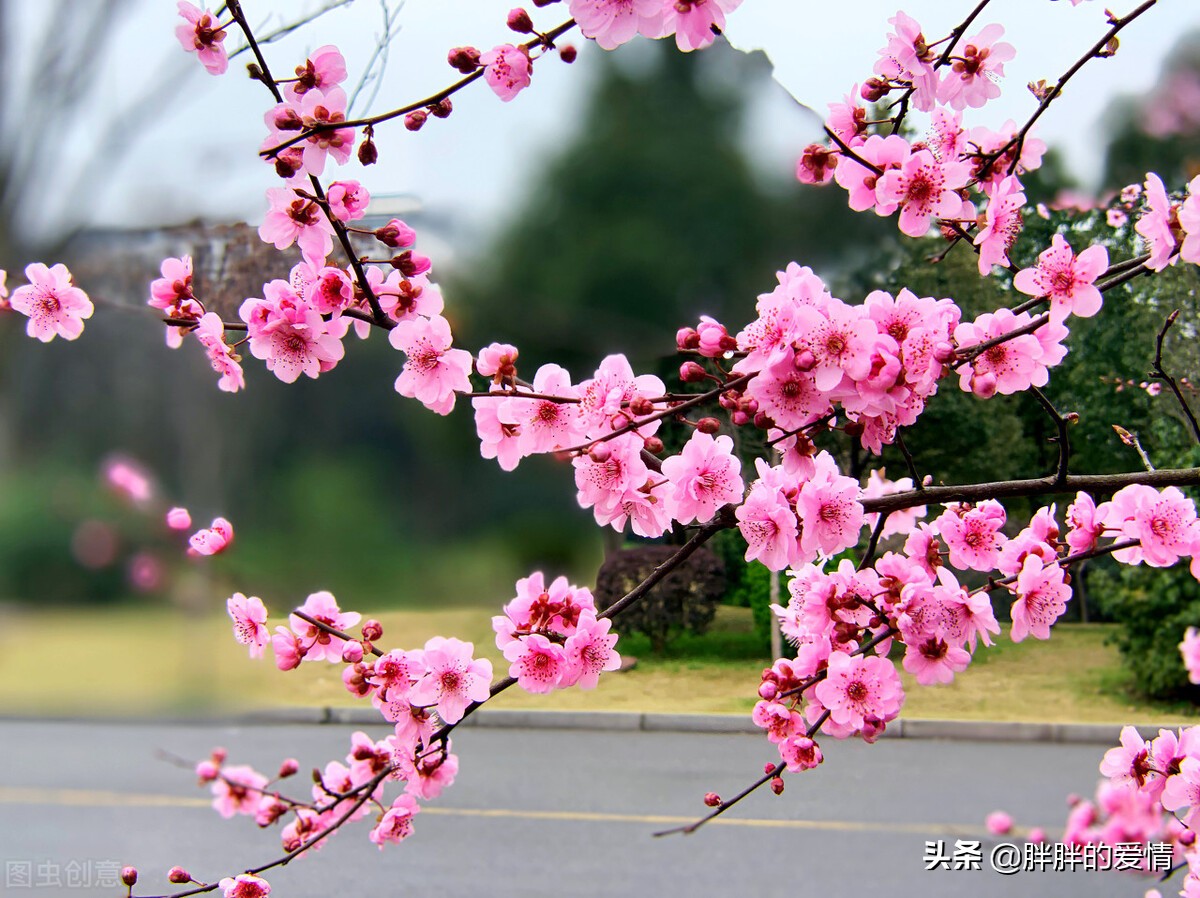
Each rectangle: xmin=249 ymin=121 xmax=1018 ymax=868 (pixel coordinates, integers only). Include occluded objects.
xmin=0 ymin=708 xmax=1179 ymax=744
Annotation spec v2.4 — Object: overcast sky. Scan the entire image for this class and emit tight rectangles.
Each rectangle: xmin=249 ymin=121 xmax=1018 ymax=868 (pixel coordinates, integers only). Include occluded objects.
xmin=13 ymin=0 xmax=1197 ymax=245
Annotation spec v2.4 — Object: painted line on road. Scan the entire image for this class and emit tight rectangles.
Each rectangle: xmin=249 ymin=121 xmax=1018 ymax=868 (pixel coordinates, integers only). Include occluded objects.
xmin=0 ymin=785 xmax=992 ymax=837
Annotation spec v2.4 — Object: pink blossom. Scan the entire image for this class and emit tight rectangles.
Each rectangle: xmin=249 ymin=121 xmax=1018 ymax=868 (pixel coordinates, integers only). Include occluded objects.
xmin=218 ymin=874 xmax=271 ymax=898
xmin=954 ymin=308 xmax=1052 ymax=397
xmin=660 ymin=0 xmax=742 ymax=52
xmin=271 ymin=626 xmax=304 ymax=670
xmin=227 ymin=593 xmax=269 ymax=659
xmin=873 ymin=11 xmax=939 ymax=111
xmin=903 ymin=635 xmax=971 ymax=685
xmin=833 ymin=134 xmax=911 ymax=214
xmin=241 ymin=283 xmax=344 ymax=383
xmin=1183 ymin=628 xmax=1200 ymax=686
xmin=211 ymin=765 xmax=267 ymax=819
xmin=369 ymin=649 xmax=424 ymax=700
xmin=166 ymin=507 xmax=192 ymax=531
xmin=795 ymin=299 xmax=877 ymax=391
xmin=1106 ymin=484 xmax=1200 ymax=568
xmin=480 ymin=45 xmax=532 ymax=101
xmin=561 ymin=613 xmax=621 ymax=689
xmin=326 ymin=180 xmax=370 ymax=222
xmin=176 ymin=3 xmax=228 ymax=75
xmin=876 ymin=149 xmax=969 ymax=238
xmin=1010 ymin=555 xmax=1071 ymax=642
xmin=575 ymin=433 xmax=650 ymax=523
xmin=9 ymin=263 xmax=93 ymax=342
xmin=779 ymin=735 xmax=824 ymax=772
xmin=369 ymin=794 xmax=420 ymax=848
xmin=797 ymin=452 xmax=864 ymax=558
xmin=974 ymin=176 xmax=1025 ymax=274
xmin=1100 ymin=725 xmax=1155 ymax=790
xmin=290 ymin=262 xmax=354 ymax=317
xmin=736 ymin=461 xmax=801 ymax=572
xmin=1065 ymin=491 xmax=1109 ymax=554
xmin=476 ymin=342 xmax=519 ymax=382
xmin=938 ymin=24 xmax=1015 ymax=110
xmin=504 ymin=633 xmax=568 ymax=694
xmin=403 ymin=747 xmax=459 ymax=801
xmin=498 ymin=364 xmax=583 ymax=455
xmin=288 ymin=591 xmax=361 ymax=663
xmin=936 ymin=501 xmax=1006 ymax=572
xmin=193 ymin=313 xmax=245 ymax=393
xmin=149 ymin=256 xmax=195 ymax=311
xmin=1107 ymin=207 xmax=1128 ymax=228
xmin=391 ymin=315 xmax=473 ymax=415
xmin=813 ymin=651 xmax=904 ymax=732
xmin=474 ymin=393 xmax=523 ymax=471
xmin=189 ymin=517 xmax=234 ymax=556
xmin=1180 ymin=174 xmax=1200 ymax=265
xmin=569 ymin=0 xmax=663 ymax=50
xmin=1162 ymin=757 xmax=1200 ymax=830
xmin=985 ymin=810 xmax=1014 ymax=835
xmin=660 ymin=431 xmax=744 ymax=525
xmin=259 ymin=188 xmax=335 ymax=265
xmin=1135 ymin=173 xmax=1179 ymax=271
xmin=408 ymin=636 xmax=493 ymax=724
xmin=284 ymin=45 xmax=348 ymax=104
xmin=746 ymin=360 xmax=826 ymax=432
xmin=1013 ymin=234 xmax=1108 ymax=323
xmin=752 ymin=700 xmax=804 ymax=744
xmin=296 ymin=88 xmax=354 ymax=176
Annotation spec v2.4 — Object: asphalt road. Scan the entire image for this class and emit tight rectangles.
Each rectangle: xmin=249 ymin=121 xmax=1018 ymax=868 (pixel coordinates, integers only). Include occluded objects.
xmin=0 ymin=719 xmax=1162 ymax=897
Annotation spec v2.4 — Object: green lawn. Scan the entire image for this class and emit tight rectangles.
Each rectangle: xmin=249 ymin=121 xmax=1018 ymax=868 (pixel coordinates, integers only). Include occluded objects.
xmin=0 ymin=602 xmax=1196 ymax=725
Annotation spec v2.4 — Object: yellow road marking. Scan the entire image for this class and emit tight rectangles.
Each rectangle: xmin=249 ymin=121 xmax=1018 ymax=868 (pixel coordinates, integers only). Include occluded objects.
xmin=0 ymin=785 xmax=992 ymax=836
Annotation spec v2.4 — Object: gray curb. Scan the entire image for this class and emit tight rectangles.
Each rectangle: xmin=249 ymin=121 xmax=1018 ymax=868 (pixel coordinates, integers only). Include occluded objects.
xmin=0 ymin=708 xmax=1182 ymax=743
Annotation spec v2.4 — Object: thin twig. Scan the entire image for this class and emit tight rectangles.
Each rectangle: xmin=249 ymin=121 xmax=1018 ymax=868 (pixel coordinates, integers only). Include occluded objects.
xmin=1150 ymin=310 xmax=1200 ymax=444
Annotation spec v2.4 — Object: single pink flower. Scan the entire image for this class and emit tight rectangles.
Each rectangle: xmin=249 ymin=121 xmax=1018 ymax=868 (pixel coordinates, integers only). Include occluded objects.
xmin=390 ymin=314 xmax=473 ymax=415
xmin=9 ymin=263 xmax=93 ymax=342
xmin=504 ymin=633 xmax=568 ymax=694
xmin=271 ymin=626 xmax=304 ymax=670
xmin=474 ymin=393 xmax=523 ymax=472
xmin=974 ymin=176 xmax=1025 ymax=274
xmin=193 ymin=313 xmax=245 ymax=393
xmin=149 ymin=256 xmax=195 ymax=311
xmin=1065 ymin=491 xmax=1109 ymax=554
xmin=873 ymin=11 xmax=939 ymax=111
xmin=876 ymin=149 xmax=969 ymax=238
xmin=1013 ymin=234 xmax=1108 ymax=323
xmin=660 ymin=431 xmax=744 ymax=525
xmin=326 ymin=180 xmax=370 ymax=222
xmin=218 ymin=875 xmax=270 ymax=898
xmin=284 ymin=45 xmax=348 ymax=104
xmin=188 ymin=517 xmax=234 ymax=556
xmin=561 ymin=613 xmax=621 ymax=689
xmin=813 ymin=651 xmax=904 ymax=732
xmin=569 ymin=0 xmax=663 ymax=50
xmin=1162 ymin=757 xmax=1200 ymax=830
xmin=1179 ymin=175 xmax=1200 ymax=265
xmin=211 ymin=766 xmax=267 ymax=819
xmin=1106 ymin=484 xmax=1200 ymax=568
xmin=408 ymin=636 xmax=493 ymax=724
xmin=480 ymin=45 xmax=532 ymax=101
xmin=985 ymin=810 xmax=1014 ymax=835
xmin=166 ymin=507 xmax=192 ymax=530
xmin=1100 ymin=725 xmax=1155 ymax=790
xmin=1010 ymin=555 xmax=1071 ymax=642
xmin=227 ymin=593 xmax=269 ymax=659
xmin=797 ymin=452 xmax=864 ymax=558
xmin=779 ymin=735 xmax=824 ymax=772
xmin=176 ymin=2 xmax=228 ymax=75
xmin=369 ymin=795 xmax=420 ymax=848
xmin=936 ymin=501 xmax=1006 ymax=572
xmin=660 ymin=0 xmax=742 ymax=52
xmin=1135 ymin=173 xmax=1179 ymax=271
xmin=259 ymin=188 xmax=335 ymax=265
xmin=289 ymin=591 xmax=361 ymax=663
xmin=938 ymin=24 xmax=1015 ymax=110
xmin=737 ymin=462 xmax=801 ymax=572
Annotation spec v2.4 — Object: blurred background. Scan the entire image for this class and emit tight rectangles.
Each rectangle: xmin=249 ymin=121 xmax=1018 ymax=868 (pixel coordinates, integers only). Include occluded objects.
xmin=0 ymin=1 xmax=1198 ymax=717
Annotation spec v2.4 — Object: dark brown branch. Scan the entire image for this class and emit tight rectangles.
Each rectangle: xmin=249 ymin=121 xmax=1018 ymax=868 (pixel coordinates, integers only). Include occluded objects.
xmin=1029 ymin=386 xmax=1070 ymax=486
xmin=1150 ymin=310 xmax=1200 ymax=444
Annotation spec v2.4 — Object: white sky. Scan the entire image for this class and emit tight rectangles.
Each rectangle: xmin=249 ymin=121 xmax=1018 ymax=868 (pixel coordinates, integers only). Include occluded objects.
xmin=16 ymin=0 xmax=1199 ymax=241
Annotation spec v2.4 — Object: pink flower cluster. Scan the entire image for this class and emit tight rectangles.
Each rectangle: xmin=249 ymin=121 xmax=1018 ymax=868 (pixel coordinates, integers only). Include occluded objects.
xmin=493 ymin=572 xmax=621 ymax=693
xmin=261 ymin=46 xmax=352 ymax=178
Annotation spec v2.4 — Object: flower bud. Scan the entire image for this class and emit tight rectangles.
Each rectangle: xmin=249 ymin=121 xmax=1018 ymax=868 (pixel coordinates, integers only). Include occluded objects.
xmin=793 ymin=349 xmax=816 ymax=371
xmin=431 ymin=98 xmax=453 ymax=119
xmin=195 ymin=760 xmax=219 ymax=782
xmin=763 ymin=762 xmax=776 ymax=775
xmin=273 ymin=107 xmax=303 ymax=131
xmin=753 ymin=411 xmax=774 ymax=430
xmin=168 ymin=866 xmax=192 ymax=884
xmin=676 ymin=327 xmax=700 ymax=350
xmin=121 ymin=867 xmax=138 ymax=887
xmin=757 ymin=681 xmax=777 ymax=700
xmin=448 ymin=46 xmax=482 ymax=73
xmin=861 ymin=77 xmax=889 ymax=102
xmin=274 ymin=153 xmax=303 ymax=179
xmin=588 ymin=442 xmax=612 ymax=463
xmin=629 ymin=397 xmax=655 ymax=416
xmin=770 ymin=777 xmax=785 ymax=795
xmin=703 ymin=792 xmax=721 ymax=807
xmin=731 ymin=410 xmax=750 ymax=427
xmin=405 ymin=110 xmax=428 ymax=132
xmin=507 ymin=8 xmax=534 ymax=32
xmin=558 ymin=44 xmax=577 ymax=63
xmin=358 ymin=136 xmax=378 ymax=166
xmin=1182 ymin=830 xmax=1197 ymax=847
xmin=342 ymin=641 xmax=364 ymax=663
xmin=679 ymin=361 xmax=707 ymax=383
xmin=696 ymin=417 xmax=720 ymax=435
xmin=362 ymin=619 xmax=384 ymax=642
xmin=643 ymin=436 xmax=664 ymax=455
xmin=970 ymin=371 xmax=998 ymax=399
xmin=375 ymin=219 xmax=417 ymax=248
xmin=278 ymin=758 xmax=300 ymax=778
xmin=532 ymin=0 xmax=558 ymax=6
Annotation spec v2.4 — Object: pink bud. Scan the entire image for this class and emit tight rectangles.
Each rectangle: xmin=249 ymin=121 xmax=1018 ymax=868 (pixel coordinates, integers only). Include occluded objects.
xmin=1027 ymin=827 xmax=1046 ymax=844
xmin=629 ymin=397 xmax=655 ymax=416
xmin=770 ymin=777 xmax=785 ymax=795
xmin=430 ymin=98 xmax=453 ymax=119
xmin=757 ymin=681 xmax=777 ymax=700
xmin=448 ymin=46 xmax=482 ymax=73
xmin=985 ymin=810 xmax=1013 ymax=835
xmin=731 ymin=410 xmax=750 ymax=427
xmin=696 ymin=417 xmax=720 ymax=435
xmin=643 ymin=436 xmax=664 ymax=455
xmin=168 ymin=867 xmax=191 ymax=884
xmin=793 ymin=349 xmax=816 ymax=371
xmin=1181 ymin=830 xmax=1197 ymax=847
xmin=195 ymin=760 xmax=218 ymax=782
xmin=342 ymin=641 xmax=365 ymax=663
xmin=763 ymin=763 xmax=776 ymax=775
xmin=588 ymin=442 xmax=612 ymax=463
xmin=375 ymin=219 xmax=417 ymax=248
xmin=166 ymin=507 xmax=192 ymax=530
xmin=507 ymin=8 xmax=534 ymax=32
xmin=278 ymin=758 xmax=300 ymax=778
xmin=558 ymin=44 xmax=577 ymax=63
xmin=362 ymin=619 xmax=383 ymax=642
xmin=121 ymin=867 xmax=138 ymax=887
xmin=679 ymin=361 xmax=707 ymax=383
xmin=703 ymin=792 xmax=721 ymax=807
xmin=211 ymin=746 xmax=228 ymax=764
xmin=861 ymin=77 xmax=889 ymax=102
xmin=971 ymin=371 xmax=998 ymax=399
xmin=405 ymin=110 xmax=428 ymax=131
xmin=676 ymin=327 xmax=700 ymax=350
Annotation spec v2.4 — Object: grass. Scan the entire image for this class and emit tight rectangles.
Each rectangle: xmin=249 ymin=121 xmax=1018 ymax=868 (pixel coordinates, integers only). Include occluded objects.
xmin=1 ymin=601 xmax=1197 ymax=725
